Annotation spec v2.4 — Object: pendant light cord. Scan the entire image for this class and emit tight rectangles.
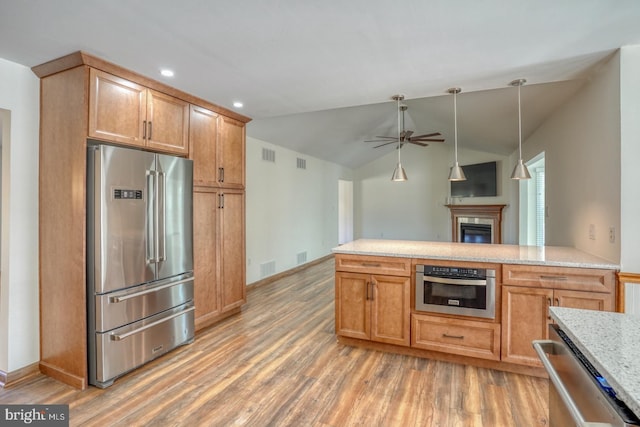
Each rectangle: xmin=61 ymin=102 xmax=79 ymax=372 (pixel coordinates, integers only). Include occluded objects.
xmin=453 ymin=90 xmax=459 ymax=163
xmin=517 ymin=83 xmax=523 ymax=159
xmin=397 ymin=97 xmax=402 ymax=164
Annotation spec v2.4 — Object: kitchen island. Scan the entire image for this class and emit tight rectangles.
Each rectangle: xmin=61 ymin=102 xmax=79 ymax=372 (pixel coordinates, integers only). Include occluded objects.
xmin=550 ymin=306 xmax=640 ymax=417
xmin=333 ymin=239 xmax=619 ymax=269
xmin=332 ymin=239 xmax=620 ymax=376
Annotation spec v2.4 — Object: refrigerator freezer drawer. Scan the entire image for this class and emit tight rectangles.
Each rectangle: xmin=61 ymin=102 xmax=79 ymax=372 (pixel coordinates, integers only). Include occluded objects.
xmin=93 ymin=302 xmax=195 ymax=388
xmin=95 ymin=273 xmax=194 ymax=332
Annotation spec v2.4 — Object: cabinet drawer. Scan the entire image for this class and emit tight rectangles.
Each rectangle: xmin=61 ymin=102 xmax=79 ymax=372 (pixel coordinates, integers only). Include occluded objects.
xmin=411 ymin=314 xmax=500 ymax=360
xmin=335 ymin=254 xmax=411 ymax=276
xmin=502 ymin=264 xmax=615 ymax=293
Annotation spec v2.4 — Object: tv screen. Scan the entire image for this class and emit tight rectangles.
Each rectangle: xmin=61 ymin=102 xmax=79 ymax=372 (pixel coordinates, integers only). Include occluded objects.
xmin=450 ymin=161 xmax=497 ymax=197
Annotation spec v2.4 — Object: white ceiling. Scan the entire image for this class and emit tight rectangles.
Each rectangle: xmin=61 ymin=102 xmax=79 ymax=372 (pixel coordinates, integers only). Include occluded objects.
xmin=1 ymin=0 xmax=640 ymax=168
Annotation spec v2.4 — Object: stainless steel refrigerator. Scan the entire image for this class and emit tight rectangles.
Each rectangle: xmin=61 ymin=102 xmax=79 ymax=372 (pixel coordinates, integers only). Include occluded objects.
xmin=87 ymin=143 xmax=195 ymax=388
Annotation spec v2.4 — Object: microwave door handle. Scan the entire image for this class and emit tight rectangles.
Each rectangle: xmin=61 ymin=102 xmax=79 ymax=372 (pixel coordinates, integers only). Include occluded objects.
xmin=426 ymin=276 xmax=487 ymax=286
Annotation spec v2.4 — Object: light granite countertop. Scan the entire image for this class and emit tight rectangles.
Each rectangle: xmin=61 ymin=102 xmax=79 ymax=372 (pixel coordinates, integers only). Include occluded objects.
xmin=550 ymin=306 xmax=640 ymax=417
xmin=332 ymin=239 xmax=619 ymax=269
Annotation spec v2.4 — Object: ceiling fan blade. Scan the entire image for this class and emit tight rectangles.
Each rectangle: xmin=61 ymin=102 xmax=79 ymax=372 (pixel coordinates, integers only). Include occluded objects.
xmin=373 ymin=141 xmax=398 ymax=149
xmin=409 ymin=141 xmax=429 ymax=147
xmin=411 ymin=138 xmax=445 ymax=143
xmin=365 ymin=139 xmax=393 ymax=143
xmin=410 ymin=132 xmax=441 ymax=139
xmin=404 ymin=130 xmax=414 ymax=139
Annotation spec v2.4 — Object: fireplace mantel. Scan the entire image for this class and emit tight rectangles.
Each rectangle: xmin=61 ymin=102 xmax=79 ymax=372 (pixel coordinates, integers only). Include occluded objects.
xmin=446 ymin=204 xmax=506 ymax=243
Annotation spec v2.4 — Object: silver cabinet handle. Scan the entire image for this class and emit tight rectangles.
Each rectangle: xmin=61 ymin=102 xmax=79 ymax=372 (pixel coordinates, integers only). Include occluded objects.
xmin=110 ymin=306 xmax=195 ymax=341
xmin=219 ymin=167 xmax=224 ymax=182
xmin=532 ymin=340 xmax=613 ymax=427
xmin=540 ymin=275 xmax=568 ymax=281
xmin=109 ymin=277 xmax=194 ymax=303
xmin=443 ymin=334 xmax=464 ymax=339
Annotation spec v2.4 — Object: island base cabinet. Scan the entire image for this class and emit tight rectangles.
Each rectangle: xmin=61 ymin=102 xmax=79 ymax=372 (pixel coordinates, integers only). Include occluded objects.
xmin=501 ymin=285 xmax=614 ymax=366
xmin=412 ymin=314 xmax=501 ymax=361
xmin=335 ymin=272 xmax=410 ymax=347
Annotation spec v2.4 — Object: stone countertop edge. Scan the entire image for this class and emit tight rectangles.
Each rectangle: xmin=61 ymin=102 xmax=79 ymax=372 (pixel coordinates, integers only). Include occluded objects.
xmin=331 ymin=239 xmax=619 ymax=270
xmin=550 ymin=306 xmax=640 ymax=417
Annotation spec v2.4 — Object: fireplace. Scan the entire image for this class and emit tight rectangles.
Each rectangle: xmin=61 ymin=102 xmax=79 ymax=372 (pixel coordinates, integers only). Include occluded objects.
xmin=446 ymin=204 xmax=506 ymax=244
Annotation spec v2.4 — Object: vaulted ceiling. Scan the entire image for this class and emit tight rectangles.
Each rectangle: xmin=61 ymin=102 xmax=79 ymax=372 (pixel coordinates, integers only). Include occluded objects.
xmin=1 ymin=0 xmax=639 ymax=168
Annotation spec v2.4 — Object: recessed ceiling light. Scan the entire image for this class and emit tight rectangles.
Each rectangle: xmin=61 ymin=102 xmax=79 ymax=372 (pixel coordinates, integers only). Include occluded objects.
xmin=160 ymin=69 xmax=174 ymax=77
xmin=233 ymin=101 xmax=243 ymax=108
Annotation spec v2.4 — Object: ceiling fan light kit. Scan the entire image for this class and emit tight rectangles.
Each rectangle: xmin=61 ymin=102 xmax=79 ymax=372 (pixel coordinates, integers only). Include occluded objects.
xmin=510 ymin=78 xmax=532 ymax=180
xmin=447 ymin=87 xmax=467 ymax=182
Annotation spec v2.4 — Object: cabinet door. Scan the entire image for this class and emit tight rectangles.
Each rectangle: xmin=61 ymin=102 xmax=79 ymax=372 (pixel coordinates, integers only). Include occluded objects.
xmin=501 ymin=286 xmax=553 ymax=366
xmin=89 ymin=68 xmax=146 ymax=146
xmin=219 ymin=191 xmax=246 ymax=312
xmin=146 ymin=89 xmax=190 ymax=155
xmin=555 ymin=289 xmax=614 ymax=312
xmin=335 ymin=272 xmax=370 ymax=340
xmin=189 ymin=105 xmax=219 ymax=186
xmin=193 ymin=190 xmax=220 ymax=330
xmin=218 ymin=116 xmax=245 ymax=188
xmin=370 ymin=274 xmax=411 ymax=346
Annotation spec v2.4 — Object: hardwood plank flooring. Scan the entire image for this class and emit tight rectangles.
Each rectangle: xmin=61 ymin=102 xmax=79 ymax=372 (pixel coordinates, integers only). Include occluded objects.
xmin=1 ymin=258 xmax=549 ymax=426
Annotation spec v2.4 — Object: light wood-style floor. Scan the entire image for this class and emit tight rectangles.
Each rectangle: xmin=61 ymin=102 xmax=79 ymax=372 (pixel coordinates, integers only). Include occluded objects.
xmin=1 ymin=258 xmax=549 ymax=426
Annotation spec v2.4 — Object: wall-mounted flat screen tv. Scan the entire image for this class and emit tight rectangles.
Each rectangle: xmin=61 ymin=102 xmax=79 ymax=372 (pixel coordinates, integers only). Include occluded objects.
xmin=450 ymin=161 xmax=497 ymax=197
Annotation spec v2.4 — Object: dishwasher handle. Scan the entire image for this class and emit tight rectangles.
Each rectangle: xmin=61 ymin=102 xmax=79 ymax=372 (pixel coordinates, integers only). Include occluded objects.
xmin=532 ymin=340 xmax=614 ymax=427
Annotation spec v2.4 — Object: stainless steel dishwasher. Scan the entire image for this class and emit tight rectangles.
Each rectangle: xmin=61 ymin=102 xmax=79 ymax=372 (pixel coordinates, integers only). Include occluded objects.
xmin=533 ymin=325 xmax=640 ymax=427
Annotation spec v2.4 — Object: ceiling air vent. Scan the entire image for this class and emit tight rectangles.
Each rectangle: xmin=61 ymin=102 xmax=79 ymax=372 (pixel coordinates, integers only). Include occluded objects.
xmin=262 ymin=148 xmax=276 ymax=163
xmin=296 ymin=157 xmax=307 ymax=170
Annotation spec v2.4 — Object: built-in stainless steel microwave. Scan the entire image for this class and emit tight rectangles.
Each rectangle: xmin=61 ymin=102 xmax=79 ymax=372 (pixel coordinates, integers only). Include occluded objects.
xmin=415 ymin=264 xmax=495 ymax=319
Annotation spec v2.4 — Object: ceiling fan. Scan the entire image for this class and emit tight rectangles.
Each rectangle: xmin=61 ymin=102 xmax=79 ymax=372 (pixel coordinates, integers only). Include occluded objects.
xmin=365 ymin=95 xmax=445 ymax=148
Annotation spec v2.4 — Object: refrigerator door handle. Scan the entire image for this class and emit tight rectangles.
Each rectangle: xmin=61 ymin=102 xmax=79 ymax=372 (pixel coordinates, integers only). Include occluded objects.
xmin=110 ymin=305 xmax=195 ymax=341
xmin=109 ymin=277 xmax=194 ymax=303
xmin=158 ymin=170 xmax=166 ymax=262
xmin=146 ymin=170 xmax=157 ymax=263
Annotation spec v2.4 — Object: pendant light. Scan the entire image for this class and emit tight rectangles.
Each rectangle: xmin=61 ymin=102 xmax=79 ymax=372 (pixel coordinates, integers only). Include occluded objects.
xmin=391 ymin=94 xmax=408 ymax=181
xmin=510 ymin=79 xmax=531 ymax=180
xmin=447 ymin=87 xmax=466 ymax=181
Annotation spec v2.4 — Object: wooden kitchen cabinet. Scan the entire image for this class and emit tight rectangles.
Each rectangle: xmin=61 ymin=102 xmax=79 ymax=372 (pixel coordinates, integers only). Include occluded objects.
xmin=412 ymin=313 xmax=501 ymax=361
xmin=501 ymin=264 xmax=615 ymax=366
xmin=335 ymin=269 xmax=411 ymax=347
xmin=217 ymin=115 xmax=246 ymax=188
xmin=34 ymin=51 xmax=250 ymax=388
xmin=89 ymin=68 xmax=189 ymax=155
xmin=193 ymin=188 xmax=246 ymax=330
xmin=189 ymin=106 xmax=246 ymax=189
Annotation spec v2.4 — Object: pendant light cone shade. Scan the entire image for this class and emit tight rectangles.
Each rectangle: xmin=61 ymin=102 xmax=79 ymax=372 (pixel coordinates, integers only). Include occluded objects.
xmin=510 ymin=79 xmax=532 ymax=180
xmin=447 ymin=87 xmax=466 ymax=181
xmin=391 ymin=94 xmax=407 ymax=181
xmin=392 ymin=163 xmax=408 ymax=181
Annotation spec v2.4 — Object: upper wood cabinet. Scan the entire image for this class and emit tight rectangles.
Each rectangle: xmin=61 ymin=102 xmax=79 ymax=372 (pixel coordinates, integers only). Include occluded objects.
xmin=189 ymin=106 xmax=245 ymax=188
xmin=189 ymin=105 xmax=219 ymax=186
xmin=218 ymin=116 xmax=245 ymax=188
xmin=89 ymin=69 xmax=189 ymax=155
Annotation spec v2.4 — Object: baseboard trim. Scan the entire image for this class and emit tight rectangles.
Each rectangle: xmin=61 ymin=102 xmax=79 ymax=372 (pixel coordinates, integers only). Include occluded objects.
xmin=0 ymin=362 xmax=40 ymax=388
xmin=248 ymin=254 xmax=333 ymax=288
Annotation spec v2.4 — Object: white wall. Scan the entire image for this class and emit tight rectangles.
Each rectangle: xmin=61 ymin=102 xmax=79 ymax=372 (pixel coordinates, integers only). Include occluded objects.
xmin=353 ymin=142 xmax=516 ymax=243
xmin=620 ymin=45 xmax=640 ymax=273
xmin=522 ymin=54 xmax=621 ymax=263
xmin=0 ymin=58 xmax=40 ymax=374
xmin=246 ymin=136 xmax=353 ymax=284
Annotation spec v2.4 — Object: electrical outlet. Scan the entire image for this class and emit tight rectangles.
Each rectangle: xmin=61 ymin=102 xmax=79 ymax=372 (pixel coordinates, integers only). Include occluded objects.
xmin=589 ymin=224 xmax=596 ymax=240
xmin=609 ymin=227 xmax=616 ymax=243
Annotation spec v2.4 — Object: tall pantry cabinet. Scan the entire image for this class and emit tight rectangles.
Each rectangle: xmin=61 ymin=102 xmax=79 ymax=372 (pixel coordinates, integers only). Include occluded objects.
xmin=33 ymin=52 xmax=250 ymax=389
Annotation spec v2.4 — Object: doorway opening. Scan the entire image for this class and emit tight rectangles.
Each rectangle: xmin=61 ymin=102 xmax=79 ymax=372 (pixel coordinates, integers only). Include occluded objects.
xmin=519 ymin=152 xmax=545 ymax=246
